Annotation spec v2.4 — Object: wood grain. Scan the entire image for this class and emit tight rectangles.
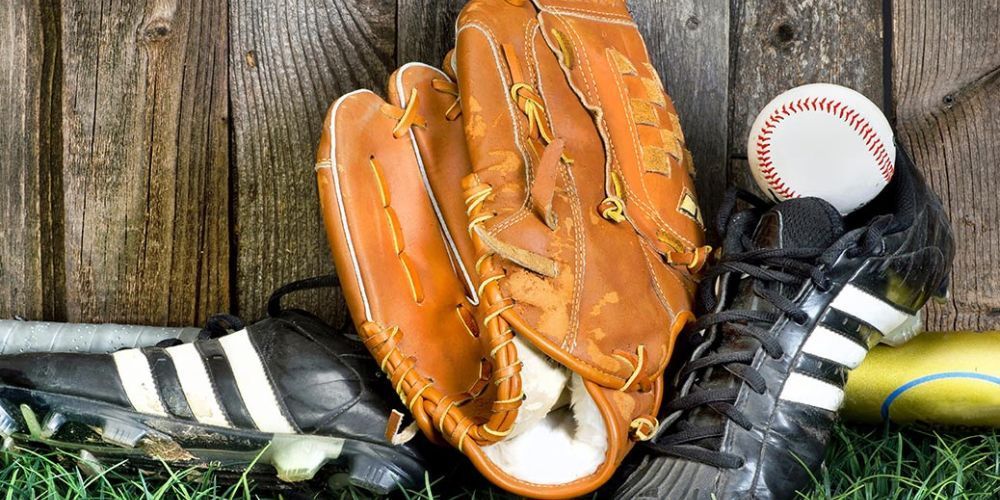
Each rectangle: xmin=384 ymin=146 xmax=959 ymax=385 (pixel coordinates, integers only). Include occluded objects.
xmin=893 ymin=0 xmax=1000 ymax=331
xmin=729 ymin=0 xmax=884 ymax=191
xmin=632 ymin=0 xmax=730 ymax=227
xmin=229 ymin=0 xmax=396 ymax=323
xmin=59 ymin=0 xmax=230 ymax=326
xmin=397 ymin=0 xmax=465 ymax=66
xmin=0 ymin=3 xmax=45 ymax=319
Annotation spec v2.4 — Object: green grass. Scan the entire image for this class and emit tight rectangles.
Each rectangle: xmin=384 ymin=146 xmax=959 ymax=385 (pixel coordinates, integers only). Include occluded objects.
xmin=0 ymin=425 xmax=997 ymax=498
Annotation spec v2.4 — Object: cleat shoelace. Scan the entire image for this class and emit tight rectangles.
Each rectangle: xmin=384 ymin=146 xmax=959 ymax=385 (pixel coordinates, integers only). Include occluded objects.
xmin=643 ymin=189 xmax=891 ymax=469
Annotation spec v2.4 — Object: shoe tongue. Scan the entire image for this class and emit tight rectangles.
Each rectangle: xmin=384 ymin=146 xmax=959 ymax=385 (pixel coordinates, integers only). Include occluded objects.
xmin=752 ymin=197 xmax=845 ymax=250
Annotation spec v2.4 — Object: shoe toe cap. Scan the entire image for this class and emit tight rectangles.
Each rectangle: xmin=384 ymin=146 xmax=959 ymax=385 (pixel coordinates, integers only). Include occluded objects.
xmin=0 ymin=353 xmax=131 ymax=408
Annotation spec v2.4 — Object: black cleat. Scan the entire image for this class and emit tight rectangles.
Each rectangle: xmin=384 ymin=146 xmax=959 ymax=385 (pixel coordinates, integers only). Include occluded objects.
xmin=616 ymin=149 xmax=954 ymax=499
xmin=0 ymin=280 xmax=427 ymax=495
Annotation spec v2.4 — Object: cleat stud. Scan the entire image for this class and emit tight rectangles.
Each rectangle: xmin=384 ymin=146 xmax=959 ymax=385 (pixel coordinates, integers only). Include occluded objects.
xmin=0 ymin=405 xmax=19 ymax=439
xmin=101 ymin=420 xmax=148 ymax=448
xmin=76 ymin=450 xmax=106 ymax=477
xmin=41 ymin=412 xmax=68 ymax=439
xmin=346 ymin=452 xmax=405 ymax=495
xmin=879 ymin=313 xmax=923 ymax=347
xmin=269 ymin=435 xmax=345 ymax=483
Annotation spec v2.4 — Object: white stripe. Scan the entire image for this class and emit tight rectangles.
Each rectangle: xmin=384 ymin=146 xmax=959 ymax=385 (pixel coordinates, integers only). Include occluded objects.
xmin=801 ymin=326 xmax=869 ymax=369
xmin=165 ymin=343 xmax=231 ymax=428
xmin=831 ymin=284 xmax=911 ymax=334
xmin=218 ymin=331 xmax=296 ymax=433
xmin=112 ymin=350 xmax=168 ymax=417
xmin=779 ymin=373 xmax=844 ymax=412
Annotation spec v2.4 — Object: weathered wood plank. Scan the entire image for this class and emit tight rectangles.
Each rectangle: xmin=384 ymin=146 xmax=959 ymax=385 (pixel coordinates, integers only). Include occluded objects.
xmin=397 ymin=0 xmax=464 ymax=66
xmin=0 ymin=3 xmax=45 ymax=319
xmin=38 ymin=0 xmax=66 ymax=321
xmin=60 ymin=0 xmax=230 ymax=326
xmin=230 ymin=0 xmax=396 ymax=323
xmin=729 ymin=0 xmax=884 ymax=191
xmin=633 ymin=0 xmax=730 ymax=226
xmin=893 ymin=0 xmax=1000 ymax=331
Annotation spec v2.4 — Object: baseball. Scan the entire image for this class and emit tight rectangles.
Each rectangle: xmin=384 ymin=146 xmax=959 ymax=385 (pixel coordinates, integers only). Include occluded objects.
xmin=747 ymin=83 xmax=896 ymax=214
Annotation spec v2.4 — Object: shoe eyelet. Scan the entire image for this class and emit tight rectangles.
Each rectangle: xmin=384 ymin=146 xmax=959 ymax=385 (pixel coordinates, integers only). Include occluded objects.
xmin=875 ymin=241 xmax=887 ymax=256
xmin=792 ymin=314 xmax=809 ymax=327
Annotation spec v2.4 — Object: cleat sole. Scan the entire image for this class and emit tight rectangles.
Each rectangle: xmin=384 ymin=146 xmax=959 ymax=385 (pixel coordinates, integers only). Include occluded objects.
xmin=0 ymin=384 xmax=424 ymax=494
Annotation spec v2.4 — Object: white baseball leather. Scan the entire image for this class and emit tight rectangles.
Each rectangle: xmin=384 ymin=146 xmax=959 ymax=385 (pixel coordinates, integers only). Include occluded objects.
xmin=747 ymin=83 xmax=896 ymax=214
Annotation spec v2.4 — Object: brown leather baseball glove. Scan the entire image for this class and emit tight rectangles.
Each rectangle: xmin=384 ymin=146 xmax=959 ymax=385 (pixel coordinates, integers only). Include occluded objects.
xmin=316 ymin=1 xmax=706 ymax=497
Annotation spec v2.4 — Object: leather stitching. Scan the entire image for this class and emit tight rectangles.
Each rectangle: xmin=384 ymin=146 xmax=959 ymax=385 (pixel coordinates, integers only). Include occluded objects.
xmin=605 ymin=53 xmax=694 ymax=249
xmin=756 ymin=97 xmax=895 ymax=199
xmin=539 ymin=6 xmax=636 ymax=26
xmin=560 ymin=165 xmax=587 ymax=352
xmin=245 ymin=333 xmax=302 ymax=433
xmin=639 ymin=244 xmax=678 ymax=321
xmin=525 ymin=23 xmax=587 ymax=351
xmin=458 ymin=23 xmax=534 ymax=205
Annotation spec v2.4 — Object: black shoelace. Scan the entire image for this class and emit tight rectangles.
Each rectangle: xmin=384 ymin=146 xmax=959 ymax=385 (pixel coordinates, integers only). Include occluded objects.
xmin=155 ymin=274 xmax=342 ymax=348
xmin=643 ymin=190 xmax=892 ymax=469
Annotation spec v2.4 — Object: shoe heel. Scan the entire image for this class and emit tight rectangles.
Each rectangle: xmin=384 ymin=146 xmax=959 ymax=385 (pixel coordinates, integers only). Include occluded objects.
xmin=879 ymin=312 xmax=923 ymax=347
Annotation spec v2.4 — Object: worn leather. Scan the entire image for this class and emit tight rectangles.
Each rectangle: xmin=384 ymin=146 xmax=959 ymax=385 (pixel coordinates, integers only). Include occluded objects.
xmin=0 ymin=352 xmax=133 ymax=408
xmin=317 ymin=2 xmax=706 ymax=496
xmin=451 ymin=0 xmax=703 ymax=496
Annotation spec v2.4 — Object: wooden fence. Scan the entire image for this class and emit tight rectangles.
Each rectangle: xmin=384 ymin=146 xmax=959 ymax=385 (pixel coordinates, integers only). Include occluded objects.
xmin=0 ymin=0 xmax=997 ymax=331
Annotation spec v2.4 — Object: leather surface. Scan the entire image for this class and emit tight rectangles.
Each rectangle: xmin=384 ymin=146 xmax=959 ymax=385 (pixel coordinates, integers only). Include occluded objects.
xmin=317 ymin=2 xmax=705 ymax=496
xmin=316 ymin=65 xmax=519 ymax=454
xmin=617 ymin=151 xmax=955 ymax=499
xmin=0 ymin=352 xmax=133 ymax=409
xmin=450 ymin=1 xmax=702 ymax=495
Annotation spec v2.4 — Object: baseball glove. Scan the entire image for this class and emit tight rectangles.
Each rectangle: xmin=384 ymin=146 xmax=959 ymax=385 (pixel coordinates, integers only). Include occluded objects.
xmin=316 ymin=1 xmax=707 ymax=497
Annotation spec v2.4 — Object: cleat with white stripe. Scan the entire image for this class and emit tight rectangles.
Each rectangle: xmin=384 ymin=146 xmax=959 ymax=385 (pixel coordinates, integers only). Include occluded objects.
xmin=617 ymin=148 xmax=955 ymax=500
xmin=0 ymin=295 xmax=429 ymax=496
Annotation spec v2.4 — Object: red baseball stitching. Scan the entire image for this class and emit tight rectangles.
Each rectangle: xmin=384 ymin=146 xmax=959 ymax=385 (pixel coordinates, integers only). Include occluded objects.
xmin=755 ymin=96 xmax=895 ymax=200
